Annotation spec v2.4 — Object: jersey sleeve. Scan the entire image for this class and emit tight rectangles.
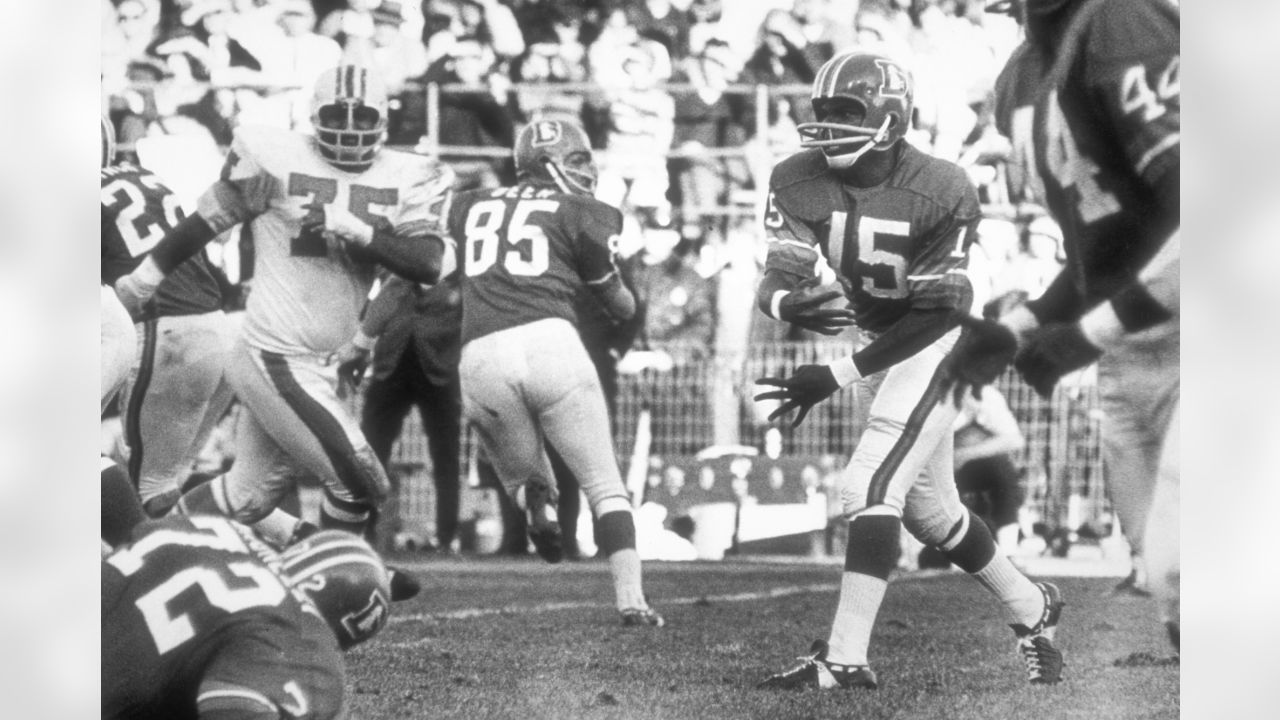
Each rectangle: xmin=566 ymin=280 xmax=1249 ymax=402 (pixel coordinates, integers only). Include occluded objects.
xmin=574 ymin=201 xmax=625 ymax=286
xmin=762 ymin=184 xmax=824 ymax=280
xmin=905 ymin=180 xmax=981 ymax=313
xmin=1085 ymin=0 xmax=1179 ymax=199
xmin=196 ymin=130 xmax=278 ymax=234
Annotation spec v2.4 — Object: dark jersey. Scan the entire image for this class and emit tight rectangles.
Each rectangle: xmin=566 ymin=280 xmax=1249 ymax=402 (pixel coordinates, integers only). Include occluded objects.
xmin=103 ymin=516 xmax=346 ymax=720
xmin=763 ymin=145 xmax=982 ymax=334
xmin=1019 ymin=0 xmax=1180 ymax=321
xmin=993 ymin=41 xmax=1048 ymax=206
xmin=102 ymin=163 xmax=223 ymax=318
xmin=448 ymin=183 xmax=625 ymax=345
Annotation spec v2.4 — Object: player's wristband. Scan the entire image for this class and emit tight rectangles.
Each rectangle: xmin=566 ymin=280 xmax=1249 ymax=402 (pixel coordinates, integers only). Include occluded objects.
xmin=1079 ymin=303 xmax=1123 ymax=351
xmin=826 ymin=356 xmax=862 ymax=388
xmin=351 ymin=329 xmax=376 ymax=352
xmin=769 ymin=290 xmax=789 ymax=320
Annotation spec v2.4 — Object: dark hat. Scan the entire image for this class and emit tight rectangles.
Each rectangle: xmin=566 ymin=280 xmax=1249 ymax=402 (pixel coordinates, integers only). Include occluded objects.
xmin=372 ymin=1 xmax=406 ymax=25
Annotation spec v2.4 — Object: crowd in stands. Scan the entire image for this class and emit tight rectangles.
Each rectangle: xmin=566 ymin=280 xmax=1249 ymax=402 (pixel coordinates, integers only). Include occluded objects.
xmin=101 ymin=0 xmax=1065 ymax=354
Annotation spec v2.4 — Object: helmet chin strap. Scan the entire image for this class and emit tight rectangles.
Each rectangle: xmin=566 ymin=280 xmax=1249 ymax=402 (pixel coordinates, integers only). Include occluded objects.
xmin=824 ymin=116 xmax=893 ymax=170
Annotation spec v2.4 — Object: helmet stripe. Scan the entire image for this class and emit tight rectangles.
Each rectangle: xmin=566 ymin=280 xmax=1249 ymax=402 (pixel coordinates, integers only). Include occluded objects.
xmin=822 ymin=52 xmax=858 ymax=98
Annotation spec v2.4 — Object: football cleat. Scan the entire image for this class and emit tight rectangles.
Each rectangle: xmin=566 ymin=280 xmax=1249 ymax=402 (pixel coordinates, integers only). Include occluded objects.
xmin=758 ymin=640 xmax=879 ymax=690
xmin=520 ymin=477 xmax=564 ymax=564
xmin=1010 ymin=581 xmax=1066 ymax=684
xmin=387 ymin=565 xmax=422 ymax=602
xmin=620 ymin=606 xmax=666 ymax=628
xmin=1111 ymin=567 xmax=1152 ymax=598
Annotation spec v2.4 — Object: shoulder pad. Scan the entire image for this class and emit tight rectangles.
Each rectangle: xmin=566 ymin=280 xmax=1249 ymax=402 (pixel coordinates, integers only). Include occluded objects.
xmin=897 ymin=145 xmax=978 ymax=214
xmin=769 ymin=149 xmax=830 ymax=192
xmin=1085 ymin=0 xmax=1178 ymax=63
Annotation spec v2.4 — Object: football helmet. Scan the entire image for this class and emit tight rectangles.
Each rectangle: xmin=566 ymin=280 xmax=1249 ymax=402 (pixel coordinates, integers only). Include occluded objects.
xmin=278 ymin=530 xmax=392 ymax=650
xmin=798 ymin=51 xmax=913 ymax=169
xmin=311 ymin=64 xmax=389 ymax=171
xmin=513 ymin=119 xmax=597 ymax=196
xmin=101 ymin=116 xmax=116 ymax=168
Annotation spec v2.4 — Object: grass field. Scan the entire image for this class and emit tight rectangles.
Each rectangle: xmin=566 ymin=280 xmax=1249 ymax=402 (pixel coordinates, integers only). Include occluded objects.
xmin=348 ymin=556 xmax=1179 ymax=720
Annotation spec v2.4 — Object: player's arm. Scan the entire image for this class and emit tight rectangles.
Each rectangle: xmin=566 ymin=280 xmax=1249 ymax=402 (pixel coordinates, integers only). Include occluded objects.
xmin=755 ymin=188 xmax=856 ymax=335
xmin=197 ymin=679 xmax=287 ymax=720
xmin=576 ymin=206 xmax=636 ymax=323
xmin=330 ymin=168 xmax=458 ymax=285
xmin=114 ymin=138 xmax=274 ymax=315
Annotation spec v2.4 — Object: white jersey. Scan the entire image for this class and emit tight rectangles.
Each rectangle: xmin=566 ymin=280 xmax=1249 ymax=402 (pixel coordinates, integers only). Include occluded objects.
xmin=198 ymin=125 xmax=452 ymax=355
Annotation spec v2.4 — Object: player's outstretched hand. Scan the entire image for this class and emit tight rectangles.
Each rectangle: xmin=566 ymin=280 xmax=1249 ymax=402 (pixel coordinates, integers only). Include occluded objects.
xmin=754 ymin=364 xmax=841 ymax=427
xmin=939 ymin=313 xmax=1018 ymax=407
xmin=777 ymin=285 xmax=857 ymax=336
xmin=328 ymin=341 xmax=371 ymax=400
xmin=1014 ymin=322 xmax=1102 ymax=399
xmin=322 ymin=205 xmax=375 ymax=247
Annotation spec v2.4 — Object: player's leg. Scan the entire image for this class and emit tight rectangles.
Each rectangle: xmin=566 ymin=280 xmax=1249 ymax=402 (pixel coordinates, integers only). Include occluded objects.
xmin=905 ymin=447 xmax=1063 ymax=684
xmin=102 ymin=456 xmax=146 ymax=548
xmin=121 ymin=312 xmax=234 ymax=516
xmin=101 ymin=285 xmax=137 ymax=415
xmin=359 ymin=352 xmax=415 ymax=468
xmin=459 ymin=331 xmax=562 ymax=561
xmin=526 ymin=320 xmax=661 ymax=624
xmin=1099 ymin=329 xmax=1179 ymax=594
xmin=1144 ymin=401 xmax=1180 ymax=650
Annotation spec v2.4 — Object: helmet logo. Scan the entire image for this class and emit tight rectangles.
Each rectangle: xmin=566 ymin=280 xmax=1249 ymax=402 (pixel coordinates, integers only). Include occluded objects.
xmin=531 ymin=121 xmax=563 ymax=148
xmin=876 ymin=59 xmax=909 ymax=99
xmin=341 ymin=589 xmax=389 ymax=641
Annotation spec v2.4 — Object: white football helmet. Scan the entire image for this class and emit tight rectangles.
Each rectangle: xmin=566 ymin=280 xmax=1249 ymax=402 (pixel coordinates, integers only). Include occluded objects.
xmin=311 ymin=65 xmax=389 ymax=171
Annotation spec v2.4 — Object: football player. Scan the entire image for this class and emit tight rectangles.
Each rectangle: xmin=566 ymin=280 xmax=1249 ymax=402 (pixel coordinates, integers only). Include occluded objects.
xmin=101 ymin=115 xmax=235 ymax=518
xmin=113 ymin=65 xmax=456 ymax=542
xmin=444 ymin=118 xmax=663 ymax=627
xmin=753 ymin=51 xmax=1065 ymax=689
xmin=973 ymin=0 xmax=1180 ymax=648
xmin=101 ymin=117 xmax=138 ymax=415
xmin=103 ymin=514 xmax=392 ymax=719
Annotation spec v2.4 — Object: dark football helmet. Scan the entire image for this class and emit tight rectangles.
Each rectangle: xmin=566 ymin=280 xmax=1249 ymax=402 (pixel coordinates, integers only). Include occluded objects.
xmin=311 ymin=64 xmax=389 ymax=172
xmin=513 ymin=119 xmax=598 ymax=196
xmin=278 ymin=530 xmax=392 ymax=650
xmin=101 ymin=115 xmax=116 ymax=168
xmin=799 ymin=51 xmax=914 ymax=169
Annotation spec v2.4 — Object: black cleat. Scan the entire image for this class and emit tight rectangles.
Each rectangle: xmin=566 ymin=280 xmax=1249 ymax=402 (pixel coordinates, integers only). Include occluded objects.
xmin=1010 ymin=582 xmax=1066 ymax=684
xmin=758 ymin=640 xmax=879 ymax=690
xmin=387 ymin=565 xmax=421 ymax=602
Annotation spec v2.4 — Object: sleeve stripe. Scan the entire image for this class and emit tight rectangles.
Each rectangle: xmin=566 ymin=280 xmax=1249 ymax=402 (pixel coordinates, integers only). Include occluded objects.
xmin=586 ymin=270 xmax=618 ymax=286
xmin=197 ymin=688 xmax=277 ymax=711
xmin=767 ymin=238 xmax=815 ymax=251
xmin=1136 ymin=132 xmax=1179 ymax=174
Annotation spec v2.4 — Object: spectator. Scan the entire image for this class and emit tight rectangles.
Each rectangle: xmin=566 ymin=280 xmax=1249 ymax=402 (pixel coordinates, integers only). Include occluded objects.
xmin=150 ymin=0 xmax=270 ymax=143
xmin=260 ymin=0 xmax=343 ymax=130
xmin=669 ymin=38 xmax=749 ymax=243
xmin=410 ymin=36 xmax=516 ymax=188
xmin=511 ymin=4 xmax=589 ymax=126
xmin=904 ymin=0 xmax=993 ymax=161
xmin=590 ymin=7 xmax=676 ymax=224
xmin=624 ymin=0 xmax=692 ymax=61
xmin=359 ymin=274 xmax=465 ymax=554
xmin=424 ymin=0 xmax=526 ymax=62
xmin=114 ymin=0 xmax=165 ymax=63
xmin=1006 ymin=215 xmax=1065 ymax=297
xmin=318 ymin=0 xmax=381 ymax=61
xmin=685 ymin=0 xmax=723 ymax=57
xmin=736 ymin=9 xmax=825 ymax=152
xmin=953 ymin=385 xmax=1028 ymax=557
xmin=789 ymin=0 xmax=850 ymax=60
xmin=370 ymin=2 xmax=429 ymax=94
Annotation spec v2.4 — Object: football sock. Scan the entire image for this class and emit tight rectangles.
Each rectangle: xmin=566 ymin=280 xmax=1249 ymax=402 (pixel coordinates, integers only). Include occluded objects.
xmin=996 ymin=523 xmax=1021 ymax=556
xmin=827 ymin=512 xmax=901 ymax=667
xmin=172 ymin=475 xmax=231 ymax=517
xmin=973 ymin=553 xmax=1045 ymax=627
xmin=319 ymin=491 xmax=372 ymax=536
xmin=596 ymin=507 xmax=645 ymax=610
xmin=252 ymin=510 xmax=311 ymax=549
xmin=101 ymin=458 xmax=146 ymax=547
xmin=939 ymin=511 xmax=996 ymax=573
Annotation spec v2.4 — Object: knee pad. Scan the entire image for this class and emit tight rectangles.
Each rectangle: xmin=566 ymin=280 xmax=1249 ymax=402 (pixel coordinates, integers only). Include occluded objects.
xmin=596 ymin=509 xmax=637 ymax=557
xmin=844 ymin=506 xmax=903 ymax=580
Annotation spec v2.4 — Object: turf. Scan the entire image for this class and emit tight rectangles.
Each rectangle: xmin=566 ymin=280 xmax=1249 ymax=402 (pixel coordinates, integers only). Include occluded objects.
xmin=350 ymin=557 xmax=1179 ymax=720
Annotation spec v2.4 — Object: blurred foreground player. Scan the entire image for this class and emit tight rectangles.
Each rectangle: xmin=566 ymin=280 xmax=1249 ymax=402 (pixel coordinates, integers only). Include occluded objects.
xmin=103 ymin=515 xmax=392 ymax=719
xmin=446 ymin=119 xmax=663 ymax=627
xmin=972 ymin=0 xmax=1180 ymax=647
xmin=754 ymin=51 xmax=1064 ymax=689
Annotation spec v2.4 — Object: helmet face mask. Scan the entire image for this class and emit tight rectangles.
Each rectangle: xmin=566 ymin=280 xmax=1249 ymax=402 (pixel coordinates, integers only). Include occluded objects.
xmin=278 ymin=530 xmax=392 ymax=650
xmin=311 ymin=65 xmax=388 ymax=172
xmin=513 ymin=120 xmax=598 ymax=196
xmin=799 ymin=52 xmax=913 ymax=170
